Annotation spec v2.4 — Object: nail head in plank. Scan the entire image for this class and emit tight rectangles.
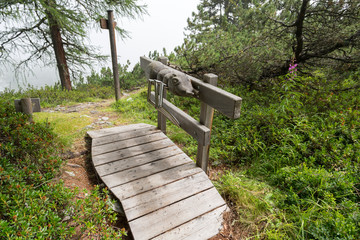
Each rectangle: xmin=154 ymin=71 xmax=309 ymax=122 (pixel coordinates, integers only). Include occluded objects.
xmin=95 ymin=145 xmax=183 ymax=177
xmin=123 ymin=172 xmax=213 ymax=221
xmin=92 ymin=138 xmax=176 ymax=166
xmin=101 ymin=153 xmax=192 ymax=188
xmin=87 ymin=123 xmax=154 ymax=138
xmin=152 ymin=205 xmax=228 ymax=240
xmin=129 ymin=187 xmax=226 ymax=240
xmin=92 ymin=132 xmax=167 ymax=156
xmin=111 ymin=163 xmax=202 ymax=200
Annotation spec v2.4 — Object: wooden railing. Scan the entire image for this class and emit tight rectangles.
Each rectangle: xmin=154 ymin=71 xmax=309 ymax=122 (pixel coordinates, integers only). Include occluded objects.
xmin=140 ymin=56 xmax=242 ymax=173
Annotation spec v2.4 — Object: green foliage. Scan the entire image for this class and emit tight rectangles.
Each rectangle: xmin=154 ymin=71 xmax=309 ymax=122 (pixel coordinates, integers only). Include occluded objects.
xmin=176 ymin=0 xmax=360 ymax=88
xmin=0 ymin=100 xmax=124 ymax=239
xmin=0 ymin=83 xmax=114 ymax=108
xmin=0 ymin=0 xmax=146 ymax=81
xmin=86 ymin=61 xmax=146 ymax=90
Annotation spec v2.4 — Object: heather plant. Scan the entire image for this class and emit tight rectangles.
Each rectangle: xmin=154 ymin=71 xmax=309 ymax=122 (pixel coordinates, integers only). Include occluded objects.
xmin=0 ymin=100 xmax=125 ymax=239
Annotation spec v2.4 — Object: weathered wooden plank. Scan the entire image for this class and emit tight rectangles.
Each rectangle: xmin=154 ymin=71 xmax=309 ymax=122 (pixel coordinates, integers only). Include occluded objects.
xmin=123 ymin=172 xmax=213 ymax=221
xmin=92 ymin=132 xmax=167 ymax=156
xmin=92 ymin=138 xmax=175 ymax=166
xmin=87 ymin=123 xmax=152 ymax=138
xmin=14 ymin=98 xmax=41 ymax=113
xmin=149 ymin=92 xmax=210 ymax=146
xmin=111 ymin=163 xmax=202 ymax=200
xmin=140 ymin=56 xmax=242 ymax=119
xmin=129 ymin=187 xmax=226 ymax=240
xmin=152 ymin=205 xmax=228 ymax=240
xmin=92 ymin=125 xmax=159 ymax=146
xmin=101 ymin=153 xmax=192 ymax=188
xmin=95 ymin=145 xmax=183 ymax=177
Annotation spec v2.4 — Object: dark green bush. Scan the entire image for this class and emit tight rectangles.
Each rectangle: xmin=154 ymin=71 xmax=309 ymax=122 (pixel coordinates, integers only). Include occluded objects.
xmin=0 ymin=100 xmax=125 ymax=239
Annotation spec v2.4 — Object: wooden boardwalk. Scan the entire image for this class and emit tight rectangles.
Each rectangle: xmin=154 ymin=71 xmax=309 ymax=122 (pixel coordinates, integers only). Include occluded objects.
xmin=87 ymin=123 xmax=228 ymax=240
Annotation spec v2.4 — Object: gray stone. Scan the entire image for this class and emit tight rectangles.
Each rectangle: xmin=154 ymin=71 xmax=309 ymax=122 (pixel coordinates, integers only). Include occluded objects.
xmin=65 ymin=171 xmax=75 ymax=177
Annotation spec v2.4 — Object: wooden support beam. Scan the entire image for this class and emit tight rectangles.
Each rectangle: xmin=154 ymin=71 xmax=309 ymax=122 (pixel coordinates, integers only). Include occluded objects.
xmin=157 ymin=57 xmax=168 ymax=134
xmin=140 ymin=56 xmax=242 ymax=119
xmin=196 ymin=74 xmax=218 ymax=173
xmin=150 ymin=92 xmax=210 ymax=146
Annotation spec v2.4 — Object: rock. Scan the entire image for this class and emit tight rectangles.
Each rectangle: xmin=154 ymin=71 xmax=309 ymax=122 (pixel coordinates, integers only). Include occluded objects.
xmin=101 ymin=117 xmax=109 ymax=121
xmin=80 ymin=115 xmax=91 ymax=118
xmin=126 ymin=97 xmax=133 ymax=102
xmin=65 ymin=171 xmax=75 ymax=177
xmin=90 ymin=110 xmax=98 ymax=114
xmin=67 ymin=163 xmax=82 ymax=168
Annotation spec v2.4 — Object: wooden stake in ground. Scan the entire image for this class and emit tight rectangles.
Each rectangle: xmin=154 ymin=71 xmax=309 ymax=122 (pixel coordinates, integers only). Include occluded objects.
xmin=100 ymin=10 xmax=121 ymax=101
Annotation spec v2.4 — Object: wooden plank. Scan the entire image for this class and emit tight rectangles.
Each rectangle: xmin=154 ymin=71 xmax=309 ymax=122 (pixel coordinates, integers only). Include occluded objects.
xmin=129 ymin=187 xmax=226 ymax=240
xmin=92 ymin=132 xmax=167 ymax=156
xmin=122 ymin=172 xmax=213 ymax=221
xmin=197 ymin=73 xmax=217 ymax=173
xmin=140 ymin=56 xmax=242 ymax=119
xmin=95 ymin=145 xmax=184 ymax=177
xmin=92 ymin=125 xmax=159 ymax=146
xmin=87 ymin=123 xmax=153 ymax=138
xmin=149 ymin=92 xmax=210 ymax=146
xmin=111 ymin=163 xmax=202 ymax=200
xmin=92 ymin=138 xmax=175 ymax=166
xmin=153 ymin=205 xmax=228 ymax=240
xmin=101 ymin=153 xmax=192 ymax=188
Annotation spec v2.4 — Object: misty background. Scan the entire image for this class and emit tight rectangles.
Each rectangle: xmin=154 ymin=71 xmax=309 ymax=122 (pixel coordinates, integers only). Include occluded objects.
xmin=0 ymin=0 xmax=200 ymax=92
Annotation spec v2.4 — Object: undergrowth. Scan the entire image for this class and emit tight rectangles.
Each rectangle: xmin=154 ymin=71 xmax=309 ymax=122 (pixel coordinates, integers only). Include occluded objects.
xmin=0 ymin=100 xmax=125 ymax=239
xmin=112 ymin=73 xmax=360 ymax=239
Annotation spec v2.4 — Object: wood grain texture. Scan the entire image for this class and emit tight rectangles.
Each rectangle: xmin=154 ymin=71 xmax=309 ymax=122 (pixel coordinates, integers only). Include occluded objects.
xmin=140 ymin=56 xmax=242 ymax=119
xmin=92 ymin=138 xmax=175 ymax=166
xmin=101 ymin=153 xmax=192 ymax=188
xmin=111 ymin=163 xmax=202 ymax=200
xmin=88 ymin=124 xmax=228 ymax=240
xmin=152 ymin=205 xmax=228 ymax=240
xmin=122 ymin=172 xmax=213 ymax=221
xmin=129 ymin=187 xmax=226 ymax=240
xmin=92 ymin=132 xmax=167 ymax=156
xmin=87 ymin=123 xmax=152 ymax=138
xmin=95 ymin=145 xmax=183 ymax=177
xmin=92 ymin=125 xmax=158 ymax=146
xmin=149 ymin=92 xmax=211 ymax=146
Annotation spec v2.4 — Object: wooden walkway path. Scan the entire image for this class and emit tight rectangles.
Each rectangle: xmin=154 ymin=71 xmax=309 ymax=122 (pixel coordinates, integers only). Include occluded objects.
xmin=87 ymin=123 xmax=228 ymax=240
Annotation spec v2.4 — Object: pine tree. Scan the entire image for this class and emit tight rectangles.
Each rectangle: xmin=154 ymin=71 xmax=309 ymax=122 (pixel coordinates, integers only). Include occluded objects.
xmin=0 ymin=0 xmax=146 ymax=90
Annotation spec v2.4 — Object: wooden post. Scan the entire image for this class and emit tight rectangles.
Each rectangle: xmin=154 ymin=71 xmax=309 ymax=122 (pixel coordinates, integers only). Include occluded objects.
xmin=104 ymin=10 xmax=121 ymax=101
xmin=20 ymin=98 xmax=33 ymax=122
xmin=196 ymin=74 xmax=218 ymax=173
xmin=157 ymin=57 xmax=168 ymax=134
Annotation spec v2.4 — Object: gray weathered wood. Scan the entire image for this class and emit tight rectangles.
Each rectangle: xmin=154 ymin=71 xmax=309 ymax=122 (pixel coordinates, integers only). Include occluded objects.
xmin=95 ymin=145 xmax=183 ymax=177
xmin=102 ymin=153 xmax=192 ymax=188
xmin=14 ymin=98 xmax=41 ymax=113
xmin=157 ymin=56 xmax=169 ymax=133
xmin=88 ymin=124 xmax=228 ymax=239
xmin=122 ymin=172 xmax=213 ymax=221
xmin=92 ymin=125 xmax=158 ymax=146
xmin=111 ymin=163 xmax=202 ymax=200
xmin=140 ymin=56 xmax=242 ymax=119
xmin=92 ymin=137 xmax=176 ymax=166
xmin=153 ymin=205 xmax=228 ymax=240
xmin=149 ymin=92 xmax=210 ymax=146
xmin=87 ymin=123 xmax=153 ymax=139
xmin=196 ymin=73 xmax=218 ymax=173
xmin=92 ymin=132 xmax=167 ymax=156
xmin=129 ymin=187 xmax=226 ymax=240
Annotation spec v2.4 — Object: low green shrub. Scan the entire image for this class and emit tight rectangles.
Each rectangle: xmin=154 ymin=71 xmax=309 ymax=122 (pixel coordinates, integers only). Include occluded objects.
xmin=0 ymin=100 xmax=125 ymax=239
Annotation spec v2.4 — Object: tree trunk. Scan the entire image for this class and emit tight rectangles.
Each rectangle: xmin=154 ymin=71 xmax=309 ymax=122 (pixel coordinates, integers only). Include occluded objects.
xmin=46 ymin=9 xmax=72 ymax=90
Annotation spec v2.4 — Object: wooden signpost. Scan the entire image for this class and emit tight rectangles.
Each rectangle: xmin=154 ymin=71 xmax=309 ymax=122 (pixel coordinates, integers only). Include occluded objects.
xmin=100 ymin=10 xmax=121 ymax=101
xmin=14 ymin=98 xmax=41 ymax=122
